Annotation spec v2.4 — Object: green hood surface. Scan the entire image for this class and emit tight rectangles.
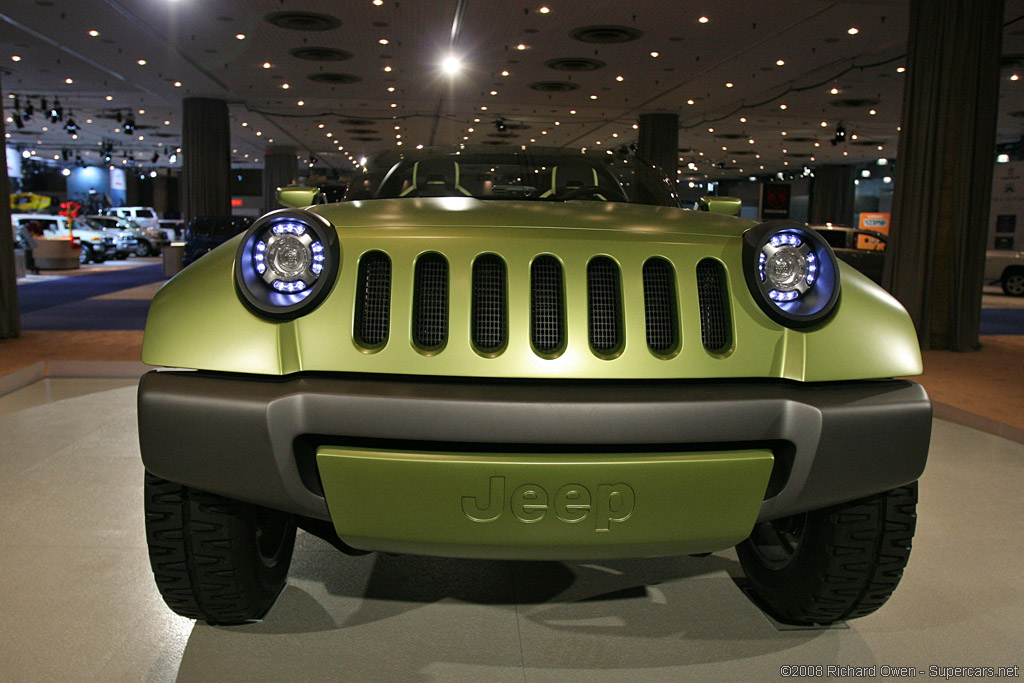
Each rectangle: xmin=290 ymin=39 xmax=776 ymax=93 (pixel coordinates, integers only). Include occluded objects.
xmin=142 ymin=199 xmax=922 ymax=381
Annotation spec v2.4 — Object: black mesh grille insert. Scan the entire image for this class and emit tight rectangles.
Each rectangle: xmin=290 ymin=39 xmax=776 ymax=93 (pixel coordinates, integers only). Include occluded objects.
xmin=413 ymin=253 xmax=448 ymax=349
xmin=471 ymin=255 xmax=507 ymax=352
xmin=642 ymin=258 xmax=678 ymax=352
xmin=587 ymin=257 xmax=621 ymax=352
xmin=696 ymin=259 xmax=731 ymax=352
xmin=356 ymin=251 xmax=392 ymax=347
xmin=530 ymin=256 xmax=564 ymax=353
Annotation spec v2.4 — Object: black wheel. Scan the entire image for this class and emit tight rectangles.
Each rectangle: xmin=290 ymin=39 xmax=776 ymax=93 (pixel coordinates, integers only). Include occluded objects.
xmin=136 ymin=240 xmax=153 ymax=257
xmin=1002 ymin=268 xmax=1024 ymax=297
xmin=736 ymin=482 xmax=917 ymax=625
xmin=79 ymin=244 xmax=93 ymax=264
xmin=144 ymin=472 xmax=297 ymax=625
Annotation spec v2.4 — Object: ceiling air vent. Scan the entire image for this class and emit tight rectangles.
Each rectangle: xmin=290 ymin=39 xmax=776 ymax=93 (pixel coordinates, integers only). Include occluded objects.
xmin=264 ymin=11 xmax=342 ymax=31
xmin=715 ymin=133 xmax=747 ymax=140
xmin=351 ymin=136 xmax=382 ymax=142
xmin=345 ymin=128 xmax=378 ymax=135
xmin=851 ymin=139 xmax=887 ymax=147
xmin=831 ymin=97 xmax=880 ymax=109
xmin=340 ymin=119 xmax=375 ymax=126
xmin=529 ymin=81 xmax=580 ymax=92
xmin=570 ymin=25 xmax=643 ymax=43
xmin=307 ymin=73 xmax=361 ymax=85
xmin=544 ymin=57 xmax=606 ymax=72
xmin=289 ymin=47 xmax=352 ymax=62
xmin=784 ymin=136 xmax=817 ymax=143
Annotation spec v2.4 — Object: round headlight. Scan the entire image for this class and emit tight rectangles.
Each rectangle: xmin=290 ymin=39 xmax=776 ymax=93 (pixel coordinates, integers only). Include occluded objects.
xmin=235 ymin=209 xmax=340 ymax=320
xmin=743 ymin=221 xmax=840 ymax=328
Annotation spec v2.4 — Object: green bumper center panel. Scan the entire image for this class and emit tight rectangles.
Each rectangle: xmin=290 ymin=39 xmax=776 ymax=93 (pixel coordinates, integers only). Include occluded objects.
xmin=316 ymin=447 xmax=773 ymax=560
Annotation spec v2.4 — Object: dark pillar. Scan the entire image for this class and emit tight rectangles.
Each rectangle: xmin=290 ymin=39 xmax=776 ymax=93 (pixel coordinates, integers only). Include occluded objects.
xmin=182 ymin=98 xmax=231 ymax=221
xmin=808 ymin=165 xmax=855 ymax=226
xmin=262 ymin=146 xmax=298 ymax=213
xmin=0 ymin=70 xmax=20 ymax=339
xmin=637 ymin=113 xmax=679 ymax=178
xmin=885 ymin=0 xmax=1003 ymax=351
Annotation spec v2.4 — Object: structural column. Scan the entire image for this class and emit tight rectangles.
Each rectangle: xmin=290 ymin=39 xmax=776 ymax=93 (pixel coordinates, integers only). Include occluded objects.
xmin=637 ymin=113 xmax=679 ymax=179
xmin=885 ymin=0 xmax=1003 ymax=350
xmin=262 ymin=146 xmax=299 ymax=213
xmin=0 ymin=70 xmax=19 ymax=339
xmin=808 ymin=165 xmax=855 ymax=227
xmin=182 ymin=97 xmax=231 ymax=221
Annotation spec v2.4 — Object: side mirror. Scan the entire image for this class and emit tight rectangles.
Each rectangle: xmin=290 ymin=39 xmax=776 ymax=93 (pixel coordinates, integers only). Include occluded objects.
xmin=699 ymin=196 xmax=742 ymax=216
xmin=276 ymin=186 xmax=322 ymax=208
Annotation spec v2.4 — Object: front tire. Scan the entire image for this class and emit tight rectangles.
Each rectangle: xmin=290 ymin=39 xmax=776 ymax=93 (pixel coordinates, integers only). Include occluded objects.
xmin=136 ymin=240 xmax=153 ymax=257
xmin=736 ymin=483 xmax=917 ymax=625
xmin=1002 ymin=268 xmax=1024 ymax=296
xmin=144 ymin=473 xmax=296 ymax=625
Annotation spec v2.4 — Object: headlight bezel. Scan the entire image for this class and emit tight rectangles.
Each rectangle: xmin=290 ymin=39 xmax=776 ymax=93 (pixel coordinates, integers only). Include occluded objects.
xmin=742 ymin=220 xmax=841 ymax=329
xmin=234 ymin=208 xmax=340 ymax=321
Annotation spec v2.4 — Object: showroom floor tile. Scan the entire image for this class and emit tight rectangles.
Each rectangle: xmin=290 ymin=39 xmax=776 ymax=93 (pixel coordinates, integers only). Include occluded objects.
xmin=0 ymin=381 xmax=1021 ymax=682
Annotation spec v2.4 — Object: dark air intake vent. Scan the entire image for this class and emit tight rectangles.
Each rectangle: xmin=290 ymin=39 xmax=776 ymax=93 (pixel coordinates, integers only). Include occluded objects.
xmin=696 ymin=259 xmax=732 ymax=352
xmin=642 ymin=258 xmax=678 ymax=352
xmin=355 ymin=251 xmax=391 ymax=348
xmin=413 ymin=253 xmax=448 ymax=350
xmin=587 ymin=257 xmax=622 ymax=353
xmin=471 ymin=255 xmax=507 ymax=353
xmin=530 ymin=256 xmax=565 ymax=353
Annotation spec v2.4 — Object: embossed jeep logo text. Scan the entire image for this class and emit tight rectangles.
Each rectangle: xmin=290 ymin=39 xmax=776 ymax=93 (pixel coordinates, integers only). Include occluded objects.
xmin=461 ymin=476 xmax=635 ymax=531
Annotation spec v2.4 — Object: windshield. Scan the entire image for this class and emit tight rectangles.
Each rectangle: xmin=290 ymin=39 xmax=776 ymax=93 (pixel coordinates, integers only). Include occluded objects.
xmin=346 ymin=146 xmax=679 ymax=207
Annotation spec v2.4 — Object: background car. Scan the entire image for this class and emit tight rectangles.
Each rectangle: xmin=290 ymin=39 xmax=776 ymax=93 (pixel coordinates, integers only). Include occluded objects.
xmin=100 ymin=206 xmax=161 ymax=230
xmin=180 ymin=216 xmax=253 ymax=267
xmin=87 ymin=214 xmax=168 ymax=257
xmin=11 ymin=213 xmax=113 ymax=263
xmin=986 ymin=249 xmax=1024 ymax=296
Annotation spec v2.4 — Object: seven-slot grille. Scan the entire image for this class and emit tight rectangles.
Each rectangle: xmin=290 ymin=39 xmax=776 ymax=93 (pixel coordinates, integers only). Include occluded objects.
xmin=351 ymin=250 xmax=733 ymax=357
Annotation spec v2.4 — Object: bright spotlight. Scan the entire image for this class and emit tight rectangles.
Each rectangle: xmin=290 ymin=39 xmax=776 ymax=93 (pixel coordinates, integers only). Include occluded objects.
xmin=441 ymin=55 xmax=462 ymax=75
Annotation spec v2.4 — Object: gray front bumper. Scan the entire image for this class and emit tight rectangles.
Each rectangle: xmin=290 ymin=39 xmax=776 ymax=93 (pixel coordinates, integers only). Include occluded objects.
xmin=138 ymin=371 xmax=931 ymax=523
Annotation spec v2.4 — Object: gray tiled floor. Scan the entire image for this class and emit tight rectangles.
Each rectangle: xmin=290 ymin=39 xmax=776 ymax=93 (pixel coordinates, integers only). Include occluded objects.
xmin=0 ymin=380 xmax=1022 ymax=682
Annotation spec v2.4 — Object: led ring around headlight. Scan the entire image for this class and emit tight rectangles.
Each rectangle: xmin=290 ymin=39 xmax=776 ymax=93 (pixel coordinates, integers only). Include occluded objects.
xmin=743 ymin=220 xmax=840 ymax=328
xmin=235 ymin=208 xmax=340 ymax=321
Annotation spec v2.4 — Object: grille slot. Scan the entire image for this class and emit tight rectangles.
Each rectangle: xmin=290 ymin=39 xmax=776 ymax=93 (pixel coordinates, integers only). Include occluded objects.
xmin=355 ymin=251 xmax=391 ymax=348
xmin=587 ymin=257 xmax=622 ymax=353
xmin=642 ymin=258 xmax=678 ymax=352
xmin=696 ymin=259 xmax=732 ymax=352
xmin=530 ymin=256 xmax=565 ymax=354
xmin=412 ymin=253 xmax=448 ymax=350
xmin=471 ymin=255 xmax=507 ymax=353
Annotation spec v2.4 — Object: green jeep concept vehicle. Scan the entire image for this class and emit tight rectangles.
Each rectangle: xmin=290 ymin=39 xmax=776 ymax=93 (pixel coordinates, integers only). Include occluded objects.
xmin=139 ymin=147 xmax=930 ymax=626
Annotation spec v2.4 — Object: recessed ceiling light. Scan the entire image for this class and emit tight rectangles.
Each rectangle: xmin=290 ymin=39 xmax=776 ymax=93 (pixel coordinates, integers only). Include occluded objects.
xmin=282 ymin=83 xmax=290 ymax=89
xmin=616 ymin=75 xmax=624 ymax=81
xmin=390 ymin=103 xmax=397 ymax=108
xmin=65 ymin=78 xmax=73 ymax=84
xmin=739 ymin=117 xmax=747 ymax=122
xmin=138 ymin=109 xmax=145 ymax=114
xmin=317 ymin=123 xmax=323 ymax=128
xmin=12 ymin=56 xmax=22 ymax=62
xmin=847 ymin=27 xmax=859 ymax=35
xmin=174 ymin=81 xmax=182 ymax=87
xmin=516 ymin=43 xmax=527 ymax=50
xmin=384 ymin=66 xmax=392 ymax=72
xmin=779 ymin=104 xmax=788 ymax=110
xmin=725 ymin=82 xmax=734 ymax=88
xmin=650 ymin=51 xmax=659 ymax=58
xmin=106 ymin=95 xmax=113 ymax=101
xmin=781 ymin=131 xmax=787 ymax=136
xmin=698 ymin=16 xmax=709 ymax=23
xmin=163 ymin=120 xmax=170 ymax=125
xmin=589 ymin=95 xmax=597 ymax=99
xmin=297 ymin=100 xmax=305 ymax=106
xmin=89 ymin=30 xmax=99 ymax=37
xmin=569 ymin=109 xmax=576 ymax=114
xmin=687 ymin=99 xmax=694 ymax=105
xmin=490 ymin=90 xmax=498 ymax=95
xmin=137 ymin=59 xmax=147 ymax=65
xmin=501 ymin=70 xmax=510 ymax=77
xmin=1012 ymin=74 xmax=1020 ymax=81
xmin=708 ymin=127 xmax=714 ymax=132
xmin=869 ymin=109 xmax=877 ymax=115
xmin=379 ymin=38 xmax=389 ymax=44
xmin=387 ymin=86 xmax=395 ymax=92
xmin=897 ymin=66 xmax=906 ymax=73
xmin=373 ymin=0 xmax=383 ymax=6
xmin=263 ymin=62 xmax=272 ymax=69
xmin=539 ymin=6 xmax=550 ymax=13
xmin=236 ymin=34 xmax=246 ymax=40
xmin=776 ymin=59 xmax=785 ymax=66
xmin=442 ymin=55 xmax=462 ymax=75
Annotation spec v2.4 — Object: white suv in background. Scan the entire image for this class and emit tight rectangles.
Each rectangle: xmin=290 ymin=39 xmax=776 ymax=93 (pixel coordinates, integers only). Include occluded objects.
xmin=12 ymin=213 xmax=114 ymax=263
xmin=101 ymin=206 xmax=160 ymax=230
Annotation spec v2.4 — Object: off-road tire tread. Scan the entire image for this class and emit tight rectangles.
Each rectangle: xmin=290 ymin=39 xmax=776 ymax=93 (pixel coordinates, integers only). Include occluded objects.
xmin=737 ymin=483 xmax=917 ymax=625
xmin=144 ymin=473 xmax=295 ymax=625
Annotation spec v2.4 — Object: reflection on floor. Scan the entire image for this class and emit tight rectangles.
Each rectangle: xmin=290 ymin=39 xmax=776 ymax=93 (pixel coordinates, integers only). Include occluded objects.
xmin=0 ymin=381 xmax=1021 ymax=681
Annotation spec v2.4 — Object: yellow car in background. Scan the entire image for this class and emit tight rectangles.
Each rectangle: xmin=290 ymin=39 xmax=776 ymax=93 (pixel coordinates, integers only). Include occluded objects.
xmin=10 ymin=192 xmax=52 ymax=212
